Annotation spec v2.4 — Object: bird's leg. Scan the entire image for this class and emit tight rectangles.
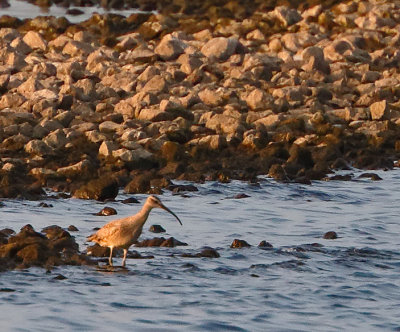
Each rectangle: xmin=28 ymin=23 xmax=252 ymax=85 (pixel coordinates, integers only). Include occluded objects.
xmin=109 ymin=247 xmax=114 ymax=266
xmin=122 ymin=249 xmax=128 ymax=267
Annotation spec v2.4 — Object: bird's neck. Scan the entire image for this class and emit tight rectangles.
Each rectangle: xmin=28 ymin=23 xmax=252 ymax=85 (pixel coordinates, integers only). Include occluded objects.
xmin=133 ymin=203 xmax=153 ymax=226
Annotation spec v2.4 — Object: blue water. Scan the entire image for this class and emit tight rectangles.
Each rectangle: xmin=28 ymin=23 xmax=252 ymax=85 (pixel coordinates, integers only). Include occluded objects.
xmin=1 ymin=169 xmax=400 ymax=331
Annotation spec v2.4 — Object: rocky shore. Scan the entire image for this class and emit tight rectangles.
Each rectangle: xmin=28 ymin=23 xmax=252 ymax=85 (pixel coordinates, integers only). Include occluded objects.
xmin=1 ymin=0 xmax=400 ymax=200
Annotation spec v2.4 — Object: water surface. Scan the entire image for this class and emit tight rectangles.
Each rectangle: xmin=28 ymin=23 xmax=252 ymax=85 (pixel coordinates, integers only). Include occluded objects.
xmin=1 ymin=170 xmax=400 ymax=331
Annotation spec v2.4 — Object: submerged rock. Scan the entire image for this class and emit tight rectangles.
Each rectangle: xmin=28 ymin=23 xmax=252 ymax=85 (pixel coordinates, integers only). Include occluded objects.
xmin=149 ymin=224 xmax=166 ymax=233
xmin=323 ymin=231 xmax=338 ymax=240
xmin=95 ymin=207 xmax=117 ymax=216
xmin=0 ymin=224 xmax=95 ymax=271
xmin=230 ymin=239 xmax=251 ymax=248
xmin=136 ymin=237 xmax=188 ymax=247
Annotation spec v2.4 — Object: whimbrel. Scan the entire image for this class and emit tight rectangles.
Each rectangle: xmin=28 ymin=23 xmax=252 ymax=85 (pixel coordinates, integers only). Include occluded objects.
xmin=87 ymin=195 xmax=182 ymax=267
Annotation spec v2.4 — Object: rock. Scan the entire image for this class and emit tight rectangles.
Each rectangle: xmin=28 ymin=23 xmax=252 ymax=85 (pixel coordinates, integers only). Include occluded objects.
xmin=167 ymin=184 xmax=198 ymax=193
xmin=155 ymin=35 xmax=186 ymax=61
xmin=198 ymin=247 xmax=220 ymax=258
xmin=149 ymin=224 xmax=166 ymax=233
xmin=370 ymin=100 xmax=391 ymax=120
xmin=99 ymin=141 xmax=119 ymax=158
xmin=86 ymin=243 xmax=119 ymax=257
xmin=68 ymin=225 xmax=79 ymax=232
xmin=121 ymin=197 xmax=140 ymax=204
xmin=245 ymin=89 xmax=273 ymax=111
xmin=22 ymin=31 xmax=47 ymax=51
xmin=258 ymin=240 xmax=273 ymax=248
xmin=358 ymin=173 xmax=383 ymax=181
xmin=95 ymin=207 xmax=117 ymax=216
xmin=73 ymin=177 xmax=119 ymax=201
xmin=24 ymin=140 xmax=53 ymax=156
xmin=233 ymin=193 xmax=250 ymax=199
xmin=198 ymin=88 xmax=224 ymax=107
xmin=17 ymin=243 xmax=49 ymax=265
xmin=273 ymin=6 xmax=302 ymax=27
xmin=230 ymin=239 xmax=251 ymax=248
xmin=201 ymin=37 xmax=238 ymax=61
xmin=323 ymin=231 xmax=338 ymax=239
xmin=56 ymin=160 xmax=93 ymax=179
xmin=136 ymin=237 xmax=187 ymax=247
xmin=124 ymin=175 xmax=151 ymax=194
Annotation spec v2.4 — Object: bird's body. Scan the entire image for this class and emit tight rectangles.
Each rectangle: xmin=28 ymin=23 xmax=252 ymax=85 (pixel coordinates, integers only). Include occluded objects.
xmin=87 ymin=195 xmax=182 ymax=267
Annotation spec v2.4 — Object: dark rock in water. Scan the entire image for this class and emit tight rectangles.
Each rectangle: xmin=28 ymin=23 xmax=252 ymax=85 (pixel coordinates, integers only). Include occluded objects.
xmin=53 ymin=274 xmax=67 ymax=280
xmin=86 ymin=243 xmax=120 ymax=257
xmin=232 ymin=193 xmax=250 ymax=199
xmin=73 ymin=176 xmax=119 ymax=201
xmin=161 ymin=237 xmax=188 ymax=247
xmin=149 ymin=224 xmax=166 ymax=233
xmin=0 ymin=288 xmax=15 ymax=292
xmin=358 ymin=173 xmax=383 ymax=181
xmin=9 ymin=224 xmax=47 ymax=244
xmin=0 ymin=228 xmax=14 ymax=236
xmin=230 ymin=239 xmax=251 ymax=248
xmin=167 ymin=183 xmax=198 ymax=193
xmin=16 ymin=243 xmax=49 ymax=265
xmin=199 ymin=247 xmax=220 ymax=258
xmin=323 ymin=231 xmax=338 ymax=239
xmin=95 ymin=206 xmax=117 ymax=216
xmin=0 ymin=224 xmax=92 ymax=270
xmin=50 ymin=237 xmax=79 ymax=252
xmin=41 ymin=225 xmax=70 ymax=240
xmin=125 ymin=250 xmax=154 ymax=259
xmin=323 ymin=174 xmax=353 ymax=181
xmin=0 ymin=228 xmax=13 ymax=244
xmin=66 ymin=8 xmax=84 ymax=16
xmin=181 ymin=247 xmax=220 ymax=258
xmin=68 ymin=225 xmax=79 ymax=232
xmin=269 ymin=164 xmax=288 ymax=181
xmin=258 ymin=240 xmax=273 ymax=248
xmin=136 ymin=237 xmax=188 ymax=247
xmin=121 ymin=197 xmax=140 ymax=204
xmin=38 ymin=202 xmax=53 ymax=208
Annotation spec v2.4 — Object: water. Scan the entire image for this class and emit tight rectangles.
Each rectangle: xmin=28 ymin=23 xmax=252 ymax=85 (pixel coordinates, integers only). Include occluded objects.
xmin=0 ymin=1 xmax=145 ymax=23
xmin=1 ymin=169 xmax=400 ymax=331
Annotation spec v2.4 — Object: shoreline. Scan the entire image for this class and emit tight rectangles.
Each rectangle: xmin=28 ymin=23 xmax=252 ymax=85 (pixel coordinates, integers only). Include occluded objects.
xmin=1 ymin=0 xmax=400 ymax=200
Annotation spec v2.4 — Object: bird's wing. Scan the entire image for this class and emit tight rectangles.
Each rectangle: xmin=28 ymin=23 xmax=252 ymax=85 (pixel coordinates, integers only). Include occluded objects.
xmin=88 ymin=217 xmax=130 ymax=242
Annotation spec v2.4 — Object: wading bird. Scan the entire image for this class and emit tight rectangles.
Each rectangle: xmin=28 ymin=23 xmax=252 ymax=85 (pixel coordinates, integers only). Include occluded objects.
xmin=87 ymin=195 xmax=182 ymax=267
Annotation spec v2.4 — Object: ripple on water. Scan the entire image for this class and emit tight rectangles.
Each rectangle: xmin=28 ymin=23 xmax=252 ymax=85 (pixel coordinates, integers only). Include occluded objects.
xmin=0 ymin=170 xmax=400 ymax=331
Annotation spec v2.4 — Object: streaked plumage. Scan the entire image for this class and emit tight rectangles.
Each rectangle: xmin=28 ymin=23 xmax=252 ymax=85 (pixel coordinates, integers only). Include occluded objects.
xmin=87 ymin=195 xmax=182 ymax=267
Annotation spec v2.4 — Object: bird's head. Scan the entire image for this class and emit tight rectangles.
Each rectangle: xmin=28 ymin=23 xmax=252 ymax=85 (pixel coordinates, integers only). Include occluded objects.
xmin=146 ymin=195 xmax=183 ymax=225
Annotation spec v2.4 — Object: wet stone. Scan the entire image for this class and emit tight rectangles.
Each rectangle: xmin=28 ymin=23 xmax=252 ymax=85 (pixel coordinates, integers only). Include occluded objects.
xmin=53 ymin=274 xmax=67 ymax=280
xmin=121 ymin=197 xmax=140 ymax=204
xmin=258 ymin=240 xmax=273 ymax=248
xmin=233 ymin=193 xmax=250 ymax=199
xmin=95 ymin=207 xmax=117 ymax=216
xmin=149 ymin=224 xmax=166 ymax=233
xmin=136 ymin=237 xmax=188 ymax=248
xmin=38 ymin=202 xmax=53 ymax=208
xmin=358 ymin=173 xmax=383 ymax=181
xmin=323 ymin=231 xmax=338 ymax=240
xmin=198 ymin=247 xmax=220 ymax=258
xmin=68 ymin=225 xmax=79 ymax=232
xmin=167 ymin=184 xmax=198 ymax=193
xmin=230 ymin=239 xmax=251 ymax=248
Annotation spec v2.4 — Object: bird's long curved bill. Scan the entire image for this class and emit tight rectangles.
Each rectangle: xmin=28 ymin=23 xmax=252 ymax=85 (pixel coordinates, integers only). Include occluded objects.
xmin=160 ymin=204 xmax=183 ymax=225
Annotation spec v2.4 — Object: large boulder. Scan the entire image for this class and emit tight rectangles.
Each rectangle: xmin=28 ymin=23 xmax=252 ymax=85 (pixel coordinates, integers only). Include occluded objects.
xmin=72 ymin=176 xmax=119 ymax=201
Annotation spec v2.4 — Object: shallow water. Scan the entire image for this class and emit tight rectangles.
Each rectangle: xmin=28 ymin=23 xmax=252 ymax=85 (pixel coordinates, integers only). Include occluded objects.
xmin=1 ymin=169 xmax=400 ymax=331
xmin=0 ymin=1 xmax=144 ymax=23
